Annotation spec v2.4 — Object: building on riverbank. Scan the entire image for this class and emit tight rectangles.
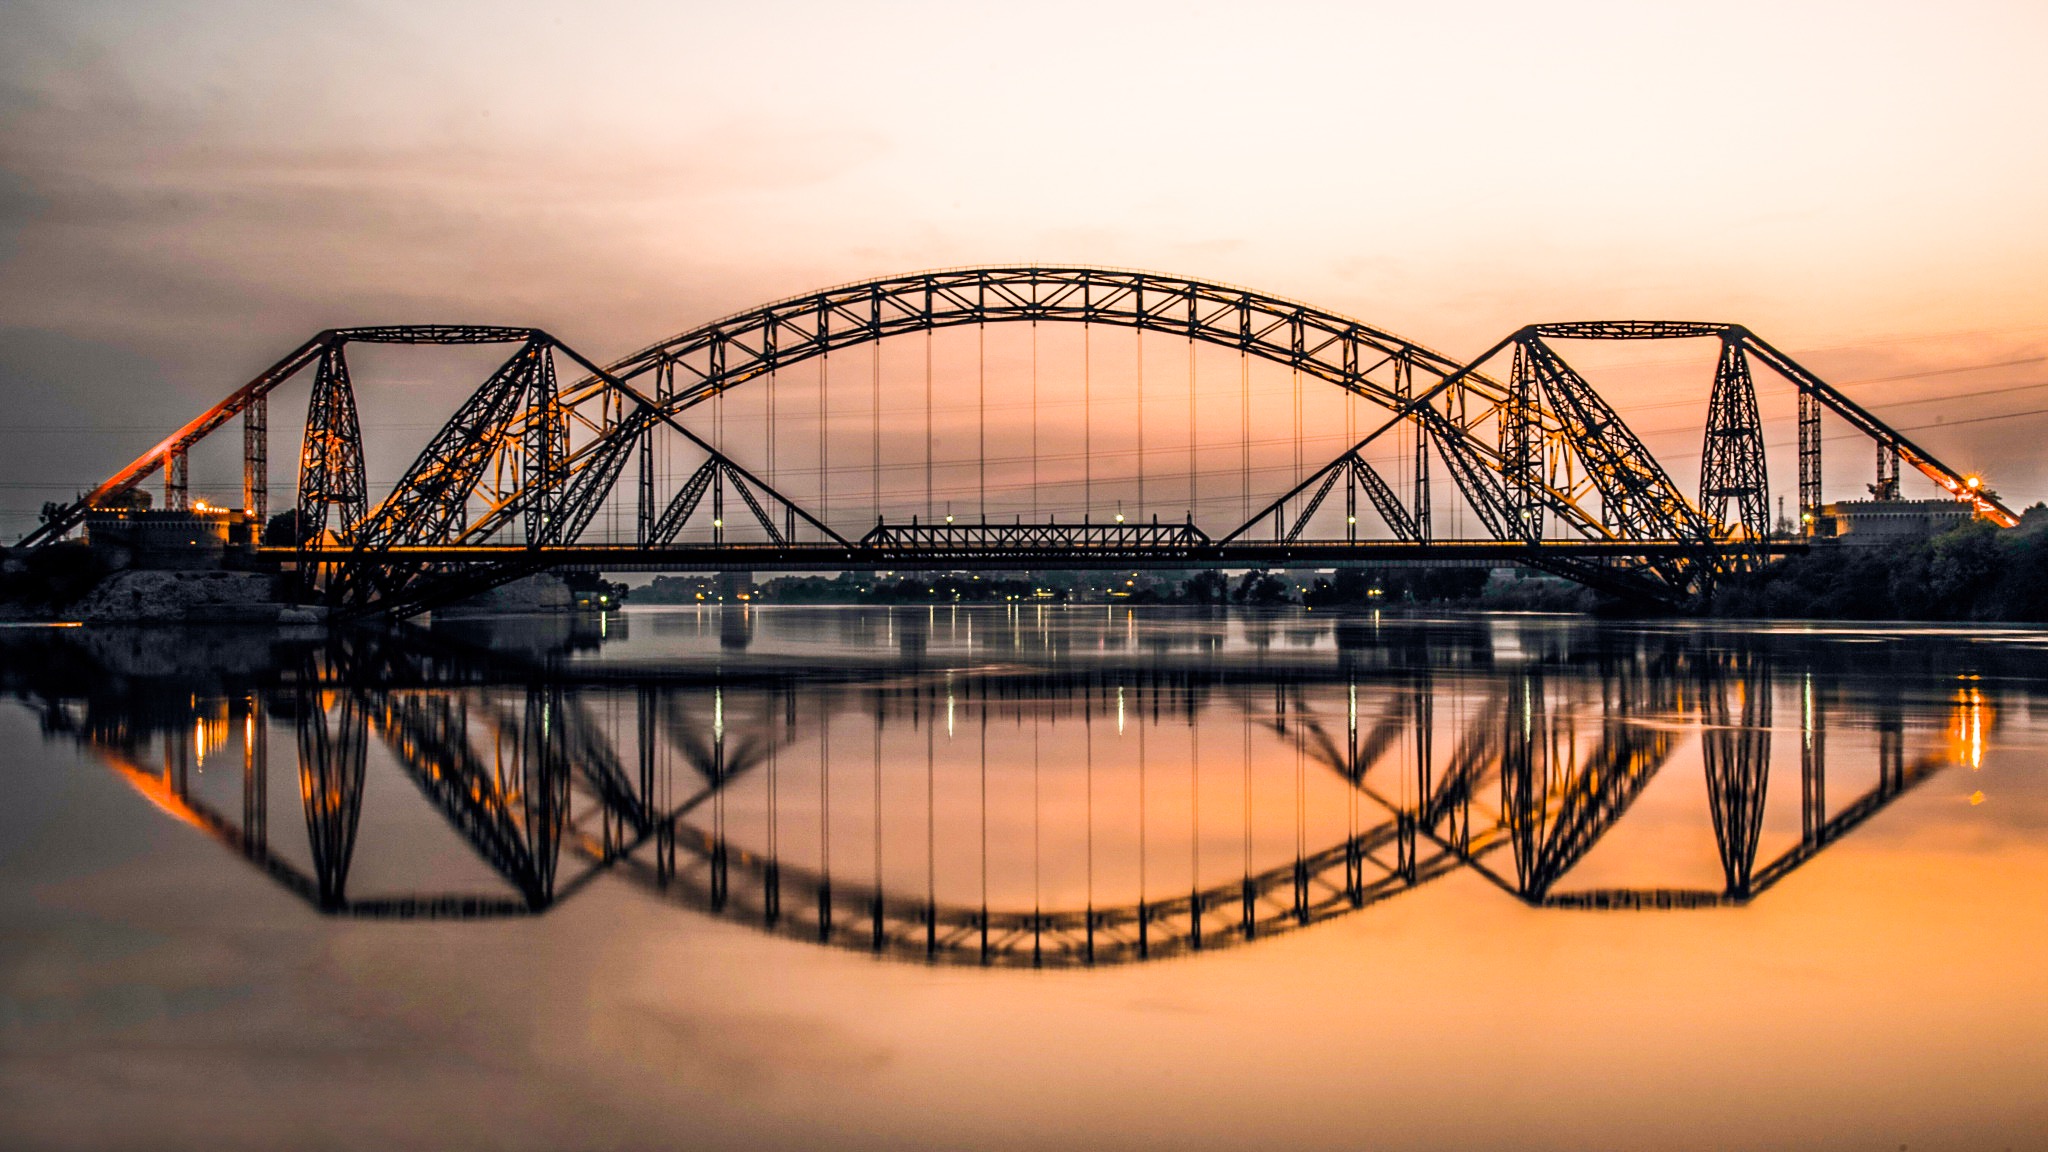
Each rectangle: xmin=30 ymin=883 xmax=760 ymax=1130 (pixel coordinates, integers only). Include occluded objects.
xmin=83 ymin=504 xmax=256 ymax=569
xmin=1811 ymin=498 xmax=1976 ymax=543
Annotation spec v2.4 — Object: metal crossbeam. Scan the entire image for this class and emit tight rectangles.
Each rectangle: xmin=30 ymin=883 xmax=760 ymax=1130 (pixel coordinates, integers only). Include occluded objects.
xmin=652 ymin=459 xmax=719 ymax=544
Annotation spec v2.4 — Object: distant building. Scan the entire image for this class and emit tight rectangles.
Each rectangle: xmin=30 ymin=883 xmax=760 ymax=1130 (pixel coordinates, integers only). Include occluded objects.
xmin=84 ymin=505 xmax=254 ymax=568
xmin=1812 ymin=498 xmax=1974 ymax=544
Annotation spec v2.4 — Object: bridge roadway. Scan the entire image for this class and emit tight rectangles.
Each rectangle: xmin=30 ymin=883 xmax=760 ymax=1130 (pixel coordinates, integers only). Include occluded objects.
xmin=264 ymin=538 xmax=1806 ymax=573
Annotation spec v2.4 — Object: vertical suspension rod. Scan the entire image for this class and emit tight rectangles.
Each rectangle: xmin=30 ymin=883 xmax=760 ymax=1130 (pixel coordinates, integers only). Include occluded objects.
xmin=1240 ymin=347 xmax=1250 ymax=525
xmin=978 ymin=321 xmax=986 ymax=520
xmin=1030 ymin=320 xmax=1039 ymax=521
xmin=1084 ymin=323 xmax=1092 ymax=519
xmin=1187 ymin=334 xmax=1197 ymax=523
xmin=872 ymin=338 xmax=882 ymax=526
xmin=925 ymin=326 xmax=933 ymax=520
xmin=637 ymin=396 xmax=655 ymax=546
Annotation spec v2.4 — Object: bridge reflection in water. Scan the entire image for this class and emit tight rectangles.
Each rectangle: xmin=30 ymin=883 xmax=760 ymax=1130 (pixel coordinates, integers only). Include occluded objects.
xmin=2 ymin=612 xmax=1992 ymax=967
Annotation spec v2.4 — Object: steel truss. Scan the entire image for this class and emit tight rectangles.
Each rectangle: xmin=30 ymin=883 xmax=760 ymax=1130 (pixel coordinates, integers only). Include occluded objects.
xmin=861 ymin=518 xmax=1211 ymax=555
xmin=19 ymin=271 xmax=2018 ymax=617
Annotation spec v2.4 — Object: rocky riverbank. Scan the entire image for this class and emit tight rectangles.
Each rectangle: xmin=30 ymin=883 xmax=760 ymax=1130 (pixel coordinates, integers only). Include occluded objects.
xmin=0 ymin=567 xmax=326 ymax=624
xmin=0 ymin=546 xmax=587 ymax=624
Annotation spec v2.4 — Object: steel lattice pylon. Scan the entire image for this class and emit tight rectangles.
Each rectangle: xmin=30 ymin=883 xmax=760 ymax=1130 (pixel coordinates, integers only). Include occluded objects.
xmin=297 ymin=345 xmax=368 ymax=545
xmin=1701 ymin=335 xmax=1771 ymax=571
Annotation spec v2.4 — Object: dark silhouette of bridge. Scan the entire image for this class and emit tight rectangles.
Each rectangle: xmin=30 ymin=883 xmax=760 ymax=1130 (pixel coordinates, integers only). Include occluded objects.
xmin=17 ymin=268 xmax=2015 ymax=617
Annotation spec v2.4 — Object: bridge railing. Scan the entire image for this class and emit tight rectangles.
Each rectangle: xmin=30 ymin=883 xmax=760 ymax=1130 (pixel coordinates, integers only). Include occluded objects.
xmin=859 ymin=519 xmax=1212 ymax=553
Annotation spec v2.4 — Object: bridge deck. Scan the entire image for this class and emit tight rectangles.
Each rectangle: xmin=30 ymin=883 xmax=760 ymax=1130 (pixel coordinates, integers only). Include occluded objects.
xmin=263 ymin=539 xmax=1805 ymax=572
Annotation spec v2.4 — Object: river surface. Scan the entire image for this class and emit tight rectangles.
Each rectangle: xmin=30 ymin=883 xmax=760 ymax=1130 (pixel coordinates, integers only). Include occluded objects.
xmin=2 ymin=606 xmax=2046 ymax=1151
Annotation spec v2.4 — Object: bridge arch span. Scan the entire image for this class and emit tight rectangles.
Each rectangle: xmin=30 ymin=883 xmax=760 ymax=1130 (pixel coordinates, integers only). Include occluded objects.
xmin=504 ymin=266 xmax=1614 ymax=565
xmin=598 ymin=265 xmax=1473 ymax=414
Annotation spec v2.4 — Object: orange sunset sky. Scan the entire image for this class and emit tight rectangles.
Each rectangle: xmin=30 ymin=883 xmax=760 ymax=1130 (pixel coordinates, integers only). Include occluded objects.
xmin=2 ymin=1 xmax=2046 ymax=535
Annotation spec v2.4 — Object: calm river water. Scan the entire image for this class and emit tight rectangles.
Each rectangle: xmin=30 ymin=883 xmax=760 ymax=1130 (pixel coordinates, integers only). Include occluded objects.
xmin=2 ymin=606 xmax=2045 ymax=1150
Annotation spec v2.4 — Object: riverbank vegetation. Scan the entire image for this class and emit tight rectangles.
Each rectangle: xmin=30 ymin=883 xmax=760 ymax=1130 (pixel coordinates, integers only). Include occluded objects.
xmin=1711 ymin=503 xmax=2048 ymax=622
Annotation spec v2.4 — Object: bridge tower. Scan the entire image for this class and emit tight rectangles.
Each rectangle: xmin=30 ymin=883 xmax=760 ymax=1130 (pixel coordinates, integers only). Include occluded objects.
xmin=1700 ymin=334 xmax=1771 ymax=570
xmin=297 ymin=344 xmax=368 ymax=545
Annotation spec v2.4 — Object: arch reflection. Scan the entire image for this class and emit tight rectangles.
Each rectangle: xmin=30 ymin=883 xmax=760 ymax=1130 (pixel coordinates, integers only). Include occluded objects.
xmin=0 ymin=617 xmax=2000 ymax=966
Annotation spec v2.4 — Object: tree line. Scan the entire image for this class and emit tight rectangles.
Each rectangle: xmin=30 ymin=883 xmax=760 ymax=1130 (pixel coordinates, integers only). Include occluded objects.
xmin=1711 ymin=503 xmax=2048 ymax=622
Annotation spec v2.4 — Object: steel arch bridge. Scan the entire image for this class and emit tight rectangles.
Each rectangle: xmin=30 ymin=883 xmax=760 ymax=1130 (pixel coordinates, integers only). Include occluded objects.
xmin=19 ymin=267 xmax=2016 ymax=617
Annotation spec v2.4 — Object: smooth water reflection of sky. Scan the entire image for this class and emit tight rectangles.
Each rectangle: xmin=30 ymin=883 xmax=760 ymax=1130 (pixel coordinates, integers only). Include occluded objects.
xmin=2 ymin=608 xmax=2046 ymax=1151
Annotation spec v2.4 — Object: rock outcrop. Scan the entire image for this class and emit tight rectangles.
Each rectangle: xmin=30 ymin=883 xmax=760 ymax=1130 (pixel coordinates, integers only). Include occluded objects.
xmin=64 ymin=569 xmax=321 ymax=624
